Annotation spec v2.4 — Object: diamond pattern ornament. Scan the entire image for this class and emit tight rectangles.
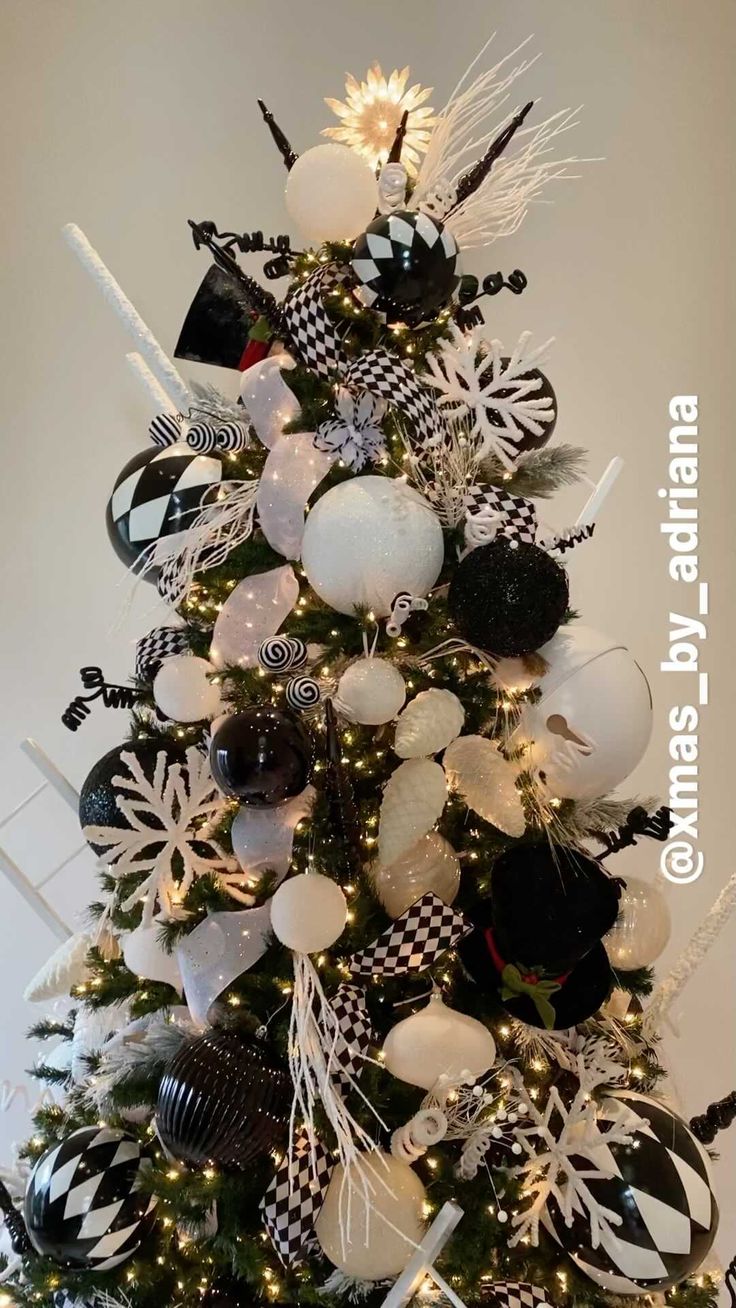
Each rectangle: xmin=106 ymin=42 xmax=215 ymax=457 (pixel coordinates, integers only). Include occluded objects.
xmin=549 ymin=1091 xmax=719 ymax=1294
xmin=483 ymin=1283 xmax=554 ymax=1308
xmin=261 ymin=1132 xmax=334 ymax=1265
xmin=106 ymin=444 xmax=223 ymax=578
xmin=349 ymin=892 xmax=470 ymax=979
xmin=23 ymin=1127 xmax=157 ymax=1270
xmin=464 ymin=484 xmax=538 ymax=547
xmin=134 ymin=625 xmax=190 ymax=680
xmin=351 ymin=209 xmax=459 ymax=324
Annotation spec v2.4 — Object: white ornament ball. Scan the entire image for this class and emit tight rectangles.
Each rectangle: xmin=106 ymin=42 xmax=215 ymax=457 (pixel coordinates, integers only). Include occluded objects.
xmin=301 ymin=476 xmax=444 ymax=617
xmin=509 ymin=625 xmax=653 ymax=801
xmin=122 ymin=923 xmax=182 ymax=990
xmin=337 ymin=658 xmax=406 ymax=725
xmin=315 ymin=1151 xmax=427 ymax=1280
xmin=383 ymin=994 xmax=496 ymax=1090
xmin=604 ymin=876 xmax=671 ymax=969
xmin=153 ymin=655 xmax=222 ymax=723
xmin=372 ymin=832 xmax=460 ymax=918
xmin=270 ymin=872 xmax=347 ymax=953
xmin=285 ymin=143 xmax=379 ymax=245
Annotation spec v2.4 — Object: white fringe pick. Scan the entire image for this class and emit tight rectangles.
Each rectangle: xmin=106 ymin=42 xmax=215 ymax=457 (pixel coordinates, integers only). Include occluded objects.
xmin=139 ymin=478 xmax=259 ymax=607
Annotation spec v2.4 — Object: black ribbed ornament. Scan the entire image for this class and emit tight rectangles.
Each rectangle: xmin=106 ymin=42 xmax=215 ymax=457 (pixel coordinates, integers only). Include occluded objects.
xmin=156 ymin=1031 xmax=290 ymax=1169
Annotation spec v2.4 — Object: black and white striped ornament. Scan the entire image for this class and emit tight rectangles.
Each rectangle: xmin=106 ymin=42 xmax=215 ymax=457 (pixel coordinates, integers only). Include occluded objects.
xmin=148 ymin=413 xmax=249 ymax=454
xmin=285 ymin=675 xmax=321 ymax=712
xmin=258 ymin=636 xmax=308 ymax=674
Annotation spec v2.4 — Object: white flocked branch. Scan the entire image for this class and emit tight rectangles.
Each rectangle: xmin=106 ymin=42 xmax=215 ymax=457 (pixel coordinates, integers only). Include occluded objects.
xmin=643 ymin=868 xmax=736 ymax=1036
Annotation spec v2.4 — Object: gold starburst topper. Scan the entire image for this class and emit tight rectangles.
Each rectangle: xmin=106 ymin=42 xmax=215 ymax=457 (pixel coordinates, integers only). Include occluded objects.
xmin=323 ymin=63 xmax=437 ymax=176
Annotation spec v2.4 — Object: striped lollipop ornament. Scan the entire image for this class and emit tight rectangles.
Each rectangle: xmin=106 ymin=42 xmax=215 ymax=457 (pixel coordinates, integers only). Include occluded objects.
xmin=285 ymin=675 xmax=321 ymax=712
xmin=258 ymin=636 xmax=308 ymax=674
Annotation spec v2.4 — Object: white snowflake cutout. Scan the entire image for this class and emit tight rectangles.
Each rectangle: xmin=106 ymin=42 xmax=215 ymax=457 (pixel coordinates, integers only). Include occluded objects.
xmin=314 ymin=386 xmax=387 ymax=471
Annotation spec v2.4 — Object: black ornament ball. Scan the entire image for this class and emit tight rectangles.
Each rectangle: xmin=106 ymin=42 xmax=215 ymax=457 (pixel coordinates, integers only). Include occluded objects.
xmin=481 ymin=359 xmax=558 ymax=455
xmin=210 ymin=707 xmax=312 ymax=806
xmin=550 ymin=1091 xmax=718 ymax=1294
xmin=24 ymin=1126 xmax=157 ymax=1270
xmin=352 ymin=210 xmax=459 ymax=325
xmin=448 ymin=537 xmax=569 ymax=656
xmin=156 ymin=1030 xmax=291 ymax=1169
xmin=106 ymin=444 xmax=223 ymax=577
xmin=79 ymin=740 xmax=185 ymax=855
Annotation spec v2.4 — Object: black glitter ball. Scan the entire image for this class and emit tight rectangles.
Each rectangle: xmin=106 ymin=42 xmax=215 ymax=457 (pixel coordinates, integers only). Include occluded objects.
xmin=448 ymin=537 xmax=569 ymax=656
xmin=481 ymin=360 xmax=558 ymax=455
xmin=79 ymin=740 xmax=185 ymax=855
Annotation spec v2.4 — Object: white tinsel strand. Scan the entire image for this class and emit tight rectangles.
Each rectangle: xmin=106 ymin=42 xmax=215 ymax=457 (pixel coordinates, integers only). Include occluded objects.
xmin=643 ymin=867 xmax=736 ymax=1036
xmin=145 ymin=479 xmax=259 ymax=607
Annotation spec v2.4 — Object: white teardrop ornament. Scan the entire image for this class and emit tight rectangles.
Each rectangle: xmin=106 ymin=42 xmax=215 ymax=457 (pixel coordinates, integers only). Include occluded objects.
xmin=383 ymin=994 xmax=496 ymax=1090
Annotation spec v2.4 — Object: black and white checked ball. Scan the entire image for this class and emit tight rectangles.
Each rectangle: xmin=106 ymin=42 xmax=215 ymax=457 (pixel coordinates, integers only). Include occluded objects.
xmin=549 ymin=1091 xmax=718 ymax=1294
xmin=257 ymin=636 xmax=308 ymax=674
xmin=105 ymin=444 xmax=223 ymax=579
xmin=24 ymin=1126 xmax=157 ymax=1270
xmin=285 ymin=675 xmax=321 ymax=711
xmin=352 ymin=210 xmax=459 ymax=325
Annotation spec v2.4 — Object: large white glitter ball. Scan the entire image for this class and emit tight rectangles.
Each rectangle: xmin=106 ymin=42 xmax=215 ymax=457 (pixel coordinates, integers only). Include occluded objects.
xmin=285 ymin=144 xmax=379 ymax=244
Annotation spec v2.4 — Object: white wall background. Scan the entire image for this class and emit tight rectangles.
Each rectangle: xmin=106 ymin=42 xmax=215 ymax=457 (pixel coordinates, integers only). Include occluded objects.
xmin=1 ymin=0 xmax=734 ymax=1277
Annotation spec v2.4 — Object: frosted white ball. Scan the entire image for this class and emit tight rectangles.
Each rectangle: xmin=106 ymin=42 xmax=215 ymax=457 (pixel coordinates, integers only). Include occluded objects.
xmin=301 ymin=476 xmax=444 ymax=617
xmin=270 ymin=872 xmax=347 ymax=953
xmin=285 ymin=143 xmax=379 ymax=244
xmin=153 ymin=655 xmax=222 ymax=723
xmin=383 ymin=995 xmax=496 ymax=1090
xmin=604 ymin=875 xmax=671 ymax=969
xmin=372 ymin=832 xmax=460 ymax=918
xmin=509 ymin=625 xmax=653 ymax=800
xmin=338 ymin=658 xmax=406 ymax=725
xmin=315 ymin=1152 xmax=427 ymax=1279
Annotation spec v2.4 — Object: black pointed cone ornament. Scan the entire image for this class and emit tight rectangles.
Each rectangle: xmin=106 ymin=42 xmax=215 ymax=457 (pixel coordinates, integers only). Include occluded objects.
xmin=175 ymin=264 xmax=254 ymax=370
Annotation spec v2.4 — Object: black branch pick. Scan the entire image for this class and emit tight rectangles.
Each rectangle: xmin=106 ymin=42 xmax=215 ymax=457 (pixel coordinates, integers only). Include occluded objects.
xmin=449 ymin=100 xmax=535 ymax=211
xmin=187 ymin=220 xmax=284 ymax=336
xmin=690 ymin=1088 xmax=736 ymax=1144
xmin=257 ymin=99 xmax=299 ymax=171
xmin=595 ymin=805 xmax=674 ymax=861
xmin=387 ymin=110 xmax=410 ymax=164
xmin=323 ymin=699 xmax=363 ymax=879
xmin=0 ymin=1178 xmax=30 ymax=1255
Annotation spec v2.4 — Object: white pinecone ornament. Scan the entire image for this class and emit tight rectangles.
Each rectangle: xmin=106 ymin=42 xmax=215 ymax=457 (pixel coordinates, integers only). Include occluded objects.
xmin=393 ymin=689 xmax=465 ymax=758
xmin=378 ymin=758 xmax=448 ymax=867
xmin=443 ymin=735 xmax=525 ymax=837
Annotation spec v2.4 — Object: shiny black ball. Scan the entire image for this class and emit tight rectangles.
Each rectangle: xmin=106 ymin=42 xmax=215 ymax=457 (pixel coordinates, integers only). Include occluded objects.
xmin=448 ymin=537 xmax=569 ymax=656
xmin=209 ymin=707 xmax=312 ymax=806
xmin=79 ymin=740 xmax=185 ymax=855
xmin=352 ymin=210 xmax=459 ymax=325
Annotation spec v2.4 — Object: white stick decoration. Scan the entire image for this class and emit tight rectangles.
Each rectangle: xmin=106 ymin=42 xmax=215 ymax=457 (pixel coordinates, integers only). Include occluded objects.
xmin=125 ymin=352 xmax=178 ymax=415
xmin=63 ymin=223 xmax=191 ymax=413
xmin=643 ymin=868 xmax=736 ymax=1037
xmin=380 ymin=1201 xmax=465 ymax=1308
xmin=575 ymin=456 xmax=624 ymax=527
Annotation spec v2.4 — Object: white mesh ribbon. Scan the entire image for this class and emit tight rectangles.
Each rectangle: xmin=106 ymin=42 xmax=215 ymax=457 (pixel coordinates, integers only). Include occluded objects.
xmin=176 ymin=904 xmax=272 ymax=1027
xmin=209 ymin=564 xmax=299 ymax=669
xmin=257 ymin=433 xmax=335 ymax=559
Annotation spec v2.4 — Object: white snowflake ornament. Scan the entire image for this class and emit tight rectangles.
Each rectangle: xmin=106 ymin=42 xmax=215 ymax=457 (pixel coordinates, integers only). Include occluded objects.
xmin=424 ymin=324 xmax=556 ymax=468
xmin=314 ymin=387 xmax=387 ymax=471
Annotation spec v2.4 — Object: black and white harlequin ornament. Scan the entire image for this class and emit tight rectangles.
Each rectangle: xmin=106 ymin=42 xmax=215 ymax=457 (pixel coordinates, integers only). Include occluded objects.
xmin=257 ymin=635 xmax=308 ymax=674
xmin=285 ymin=675 xmax=321 ymax=712
xmin=483 ymin=1284 xmax=553 ymax=1308
xmin=23 ymin=1126 xmax=157 ymax=1270
xmin=549 ymin=1091 xmax=718 ymax=1294
xmin=352 ymin=210 xmax=459 ymax=325
xmin=105 ymin=444 xmax=223 ymax=578
xmin=448 ymin=537 xmax=569 ymax=657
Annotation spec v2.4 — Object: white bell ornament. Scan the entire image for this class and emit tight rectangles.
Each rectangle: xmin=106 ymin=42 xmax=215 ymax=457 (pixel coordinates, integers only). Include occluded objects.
xmin=270 ymin=872 xmax=347 ymax=954
xmin=337 ymin=657 xmax=406 ymax=725
xmin=301 ymin=475 xmax=444 ymax=617
xmin=285 ymin=143 xmax=379 ymax=244
xmin=393 ymin=688 xmax=465 ymax=758
xmin=508 ymin=625 xmax=653 ymax=801
xmin=371 ymin=832 xmax=460 ymax=918
xmin=152 ymin=655 xmax=222 ymax=723
xmin=603 ymin=875 xmax=671 ymax=969
xmin=314 ymin=1151 xmax=427 ymax=1280
xmin=383 ymin=993 xmax=496 ymax=1091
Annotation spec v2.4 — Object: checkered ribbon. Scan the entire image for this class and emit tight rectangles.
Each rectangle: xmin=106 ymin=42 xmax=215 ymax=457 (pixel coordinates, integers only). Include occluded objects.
xmin=134 ymin=626 xmax=190 ymax=680
xmin=328 ymin=982 xmax=372 ymax=1090
xmin=282 ymin=266 xmax=447 ymax=448
xmin=464 ymin=484 xmax=538 ymax=546
xmin=148 ymin=411 xmax=249 ymax=453
xmin=482 ymin=1283 xmax=553 ymax=1308
xmin=348 ymin=893 xmax=470 ymax=979
xmin=260 ymin=1132 xmax=334 ymax=1266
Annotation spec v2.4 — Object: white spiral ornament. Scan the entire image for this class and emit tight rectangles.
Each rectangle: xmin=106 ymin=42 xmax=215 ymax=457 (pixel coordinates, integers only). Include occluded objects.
xmin=391 ymin=1107 xmax=447 ymax=1164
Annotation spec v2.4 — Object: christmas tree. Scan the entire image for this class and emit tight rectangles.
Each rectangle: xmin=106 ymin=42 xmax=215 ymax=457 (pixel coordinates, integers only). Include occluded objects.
xmin=2 ymin=36 xmax=733 ymax=1308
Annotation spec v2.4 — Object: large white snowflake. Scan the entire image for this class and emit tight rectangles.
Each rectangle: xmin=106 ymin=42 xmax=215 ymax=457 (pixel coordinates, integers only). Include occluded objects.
xmin=83 ymin=747 xmax=241 ymax=925
xmin=424 ymin=324 xmax=556 ymax=469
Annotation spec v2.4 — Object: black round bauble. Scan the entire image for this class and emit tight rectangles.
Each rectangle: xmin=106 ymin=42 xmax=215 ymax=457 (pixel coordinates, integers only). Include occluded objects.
xmin=549 ymin=1091 xmax=718 ymax=1293
xmin=106 ymin=444 xmax=223 ymax=577
xmin=481 ymin=359 xmax=558 ymax=455
xmin=79 ymin=740 xmax=185 ymax=855
xmin=209 ymin=707 xmax=313 ymax=806
xmin=352 ymin=210 xmax=459 ymax=325
xmin=24 ymin=1126 xmax=157 ymax=1270
xmin=448 ymin=537 xmax=569 ymax=656
xmin=156 ymin=1030 xmax=291 ymax=1169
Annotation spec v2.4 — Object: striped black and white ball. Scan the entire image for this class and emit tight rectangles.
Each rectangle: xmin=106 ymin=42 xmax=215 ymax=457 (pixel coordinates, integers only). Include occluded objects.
xmin=548 ymin=1091 xmax=718 ymax=1294
xmin=352 ymin=210 xmax=459 ymax=325
xmin=24 ymin=1126 xmax=157 ymax=1270
xmin=285 ymin=675 xmax=321 ymax=711
xmin=258 ymin=636 xmax=308 ymax=674
xmin=105 ymin=444 xmax=223 ymax=579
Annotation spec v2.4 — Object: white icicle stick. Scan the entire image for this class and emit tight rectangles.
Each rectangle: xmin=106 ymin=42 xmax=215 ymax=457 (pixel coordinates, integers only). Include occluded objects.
xmin=575 ymin=456 xmax=624 ymax=526
xmin=63 ymin=223 xmax=191 ymax=413
xmin=126 ymin=352 xmax=178 ymax=415
xmin=643 ymin=868 xmax=736 ymax=1037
